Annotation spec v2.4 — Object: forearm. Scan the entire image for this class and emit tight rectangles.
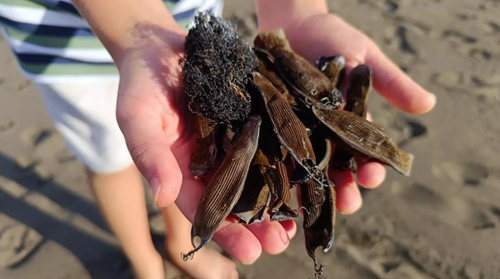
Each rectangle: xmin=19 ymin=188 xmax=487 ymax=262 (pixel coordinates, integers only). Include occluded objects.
xmin=255 ymin=0 xmax=328 ymax=32
xmin=72 ymin=0 xmax=184 ymax=67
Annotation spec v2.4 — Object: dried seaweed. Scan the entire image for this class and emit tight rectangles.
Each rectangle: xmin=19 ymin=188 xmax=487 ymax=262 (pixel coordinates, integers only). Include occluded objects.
xmin=180 ymin=11 xmax=257 ymax=124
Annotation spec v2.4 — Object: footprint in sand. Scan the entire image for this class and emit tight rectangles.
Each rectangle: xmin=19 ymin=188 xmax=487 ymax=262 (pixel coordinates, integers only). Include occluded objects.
xmin=337 ymin=230 xmax=435 ymax=279
xmin=55 ymin=150 xmax=75 ymax=164
xmin=468 ymin=80 xmax=500 ymax=103
xmin=490 ymin=207 xmax=500 ymax=223
xmin=20 ymin=128 xmax=53 ymax=147
xmin=442 ymin=30 xmax=478 ymax=44
xmin=475 ymin=88 xmax=500 ymax=103
xmin=457 ymin=13 xmax=478 ymax=21
xmin=431 ymin=72 xmax=500 ymax=102
xmin=33 ymin=164 xmax=55 ymax=182
xmin=471 ymin=73 xmax=500 ymax=86
xmin=392 ymin=182 xmax=444 ymax=207
xmin=385 ymin=0 xmax=399 ymax=12
xmin=469 ymin=48 xmax=492 ymax=61
xmin=432 ymin=161 xmax=490 ymax=187
xmin=12 ymin=157 xmax=53 ymax=183
xmin=384 ymin=22 xmax=428 ymax=56
xmin=462 ymin=162 xmax=490 ymax=186
xmin=381 ymin=0 xmax=412 ymax=13
xmin=17 ymin=80 xmax=31 ymax=92
xmin=387 ymin=114 xmax=428 ymax=146
xmin=482 ymin=21 xmax=500 ymax=34
xmin=460 ymin=262 xmax=483 ymax=279
xmin=392 ymin=182 xmax=495 ymax=230
xmin=396 ymin=26 xmax=417 ymax=54
xmin=0 ymin=120 xmax=14 ymax=133
xmin=0 ymin=224 xmax=44 ymax=268
xmin=398 ymin=119 xmax=427 ymax=146
xmin=431 ymin=72 xmax=464 ymax=88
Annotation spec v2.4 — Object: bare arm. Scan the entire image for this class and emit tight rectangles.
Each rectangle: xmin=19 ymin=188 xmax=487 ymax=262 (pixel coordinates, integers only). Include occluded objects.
xmin=255 ymin=0 xmax=328 ymax=32
xmin=71 ymin=0 xmax=185 ymax=67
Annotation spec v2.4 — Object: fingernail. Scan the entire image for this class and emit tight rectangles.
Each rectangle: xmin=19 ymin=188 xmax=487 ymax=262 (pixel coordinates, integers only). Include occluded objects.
xmin=339 ymin=210 xmax=355 ymax=216
xmin=430 ymin=93 xmax=437 ymax=105
xmin=338 ymin=201 xmax=362 ymax=216
xmin=240 ymin=260 xmax=255 ymax=266
xmin=279 ymin=226 xmax=290 ymax=245
xmin=150 ymin=177 xmax=161 ymax=205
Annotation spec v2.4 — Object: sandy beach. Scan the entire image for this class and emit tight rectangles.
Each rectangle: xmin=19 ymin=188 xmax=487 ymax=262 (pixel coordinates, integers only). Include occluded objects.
xmin=1 ymin=0 xmax=500 ymax=278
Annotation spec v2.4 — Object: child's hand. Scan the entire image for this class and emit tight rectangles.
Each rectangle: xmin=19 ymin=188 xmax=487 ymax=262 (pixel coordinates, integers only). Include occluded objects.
xmin=278 ymin=13 xmax=437 ymax=214
xmin=114 ymin=11 xmax=437 ymax=265
xmin=115 ymin=26 xmax=294 ymax=264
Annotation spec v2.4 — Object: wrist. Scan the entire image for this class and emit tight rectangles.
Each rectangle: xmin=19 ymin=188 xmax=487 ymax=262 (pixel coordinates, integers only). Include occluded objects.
xmin=255 ymin=0 xmax=328 ymax=32
xmin=105 ymin=15 xmax=187 ymax=70
xmin=72 ymin=0 xmax=186 ymax=68
xmin=113 ymin=22 xmax=187 ymax=72
xmin=116 ymin=28 xmax=186 ymax=79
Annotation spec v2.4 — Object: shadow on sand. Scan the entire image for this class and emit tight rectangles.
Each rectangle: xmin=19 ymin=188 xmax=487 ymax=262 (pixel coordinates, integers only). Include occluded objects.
xmin=0 ymin=152 xmax=166 ymax=279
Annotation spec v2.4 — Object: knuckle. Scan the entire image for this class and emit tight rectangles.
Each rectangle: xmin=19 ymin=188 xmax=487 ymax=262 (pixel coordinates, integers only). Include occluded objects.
xmin=129 ymin=142 xmax=150 ymax=167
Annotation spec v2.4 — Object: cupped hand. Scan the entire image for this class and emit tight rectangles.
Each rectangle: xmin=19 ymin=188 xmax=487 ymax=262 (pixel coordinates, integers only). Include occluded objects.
xmin=115 ymin=25 xmax=295 ymax=265
xmin=115 ymin=12 xmax=436 ymax=265
xmin=281 ymin=13 xmax=437 ymax=214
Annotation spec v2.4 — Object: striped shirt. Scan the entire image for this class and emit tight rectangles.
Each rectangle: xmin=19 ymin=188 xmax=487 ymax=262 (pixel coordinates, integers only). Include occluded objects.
xmin=0 ymin=0 xmax=224 ymax=83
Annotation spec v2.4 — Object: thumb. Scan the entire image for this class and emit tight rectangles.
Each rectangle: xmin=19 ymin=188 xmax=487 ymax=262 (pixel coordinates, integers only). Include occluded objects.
xmin=366 ymin=46 xmax=437 ymax=114
xmin=116 ymin=102 xmax=183 ymax=208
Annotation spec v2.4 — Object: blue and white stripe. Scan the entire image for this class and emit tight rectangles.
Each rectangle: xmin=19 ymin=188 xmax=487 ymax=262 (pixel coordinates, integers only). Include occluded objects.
xmin=0 ymin=0 xmax=224 ymax=83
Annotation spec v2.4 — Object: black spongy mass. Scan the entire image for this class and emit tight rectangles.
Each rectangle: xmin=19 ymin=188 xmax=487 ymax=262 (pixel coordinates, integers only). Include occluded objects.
xmin=180 ymin=11 xmax=258 ymax=125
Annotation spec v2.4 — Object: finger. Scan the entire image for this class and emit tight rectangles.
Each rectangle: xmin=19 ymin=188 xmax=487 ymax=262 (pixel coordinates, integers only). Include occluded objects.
xmin=366 ymin=46 xmax=436 ymax=114
xmin=177 ymin=176 xmax=290 ymax=260
xmin=280 ymin=219 xmax=297 ymax=240
xmin=174 ymin=148 xmax=288 ymax=263
xmin=329 ymin=170 xmax=362 ymax=214
xmin=354 ymin=158 xmax=386 ymax=189
xmin=175 ymin=174 xmax=264 ymax=264
xmin=366 ymin=111 xmax=373 ymax=122
xmin=212 ymin=223 xmax=262 ymax=264
xmin=246 ymin=215 xmax=291 ymax=255
xmin=116 ymin=101 xmax=182 ymax=208
xmin=352 ymin=110 xmax=387 ymax=189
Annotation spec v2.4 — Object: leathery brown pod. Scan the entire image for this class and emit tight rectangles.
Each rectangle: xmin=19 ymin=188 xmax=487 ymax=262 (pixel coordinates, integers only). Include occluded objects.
xmin=180 ymin=11 xmax=416 ymax=279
